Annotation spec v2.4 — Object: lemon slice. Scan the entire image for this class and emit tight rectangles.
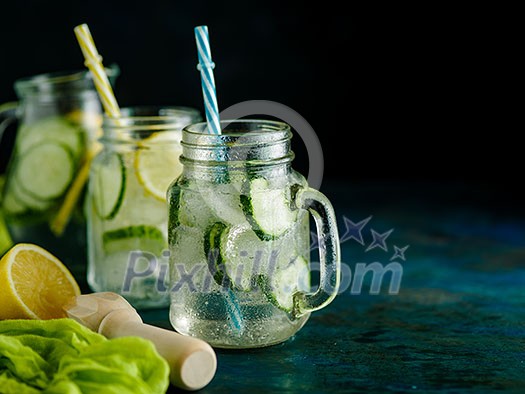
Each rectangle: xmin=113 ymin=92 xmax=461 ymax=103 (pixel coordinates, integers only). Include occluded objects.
xmin=135 ymin=132 xmax=183 ymax=201
xmin=0 ymin=243 xmax=81 ymax=319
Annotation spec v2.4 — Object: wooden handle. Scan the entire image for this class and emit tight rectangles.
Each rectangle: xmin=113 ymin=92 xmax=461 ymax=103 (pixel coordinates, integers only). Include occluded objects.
xmin=64 ymin=293 xmax=217 ymax=391
xmin=99 ymin=309 xmax=216 ymax=391
xmin=64 ymin=292 xmax=132 ymax=331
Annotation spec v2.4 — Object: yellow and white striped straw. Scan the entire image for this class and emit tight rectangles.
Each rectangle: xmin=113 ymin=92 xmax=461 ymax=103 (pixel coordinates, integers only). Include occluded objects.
xmin=50 ymin=24 xmax=120 ymax=236
xmin=74 ymin=24 xmax=121 ymax=118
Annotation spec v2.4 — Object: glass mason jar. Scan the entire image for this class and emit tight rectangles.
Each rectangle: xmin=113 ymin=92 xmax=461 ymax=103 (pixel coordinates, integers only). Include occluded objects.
xmin=0 ymin=67 xmax=119 ymax=268
xmin=87 ymin=106 xmax=201 ymax=309
xmin=168 ymin=120 xmax=341 ymax=348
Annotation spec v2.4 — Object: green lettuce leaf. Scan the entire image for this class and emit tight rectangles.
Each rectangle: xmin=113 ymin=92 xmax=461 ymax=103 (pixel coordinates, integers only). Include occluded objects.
xmin=0 ymin=319 xmax=169 ymax=394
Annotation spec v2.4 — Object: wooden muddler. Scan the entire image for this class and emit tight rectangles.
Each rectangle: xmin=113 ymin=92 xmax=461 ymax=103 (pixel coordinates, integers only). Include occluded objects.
xmin=64 ymin=292 xmax=216 ymax=391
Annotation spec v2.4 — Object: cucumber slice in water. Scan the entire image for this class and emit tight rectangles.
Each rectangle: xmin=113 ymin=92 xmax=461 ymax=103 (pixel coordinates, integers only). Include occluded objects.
xmin=102 ymin=225 xmax=166 ymax=255
xmin=203 ymin=222 xmax=228 ymax=285
xmin=167 ymin=187 xmax=182 ymax=243
xmin=91 ymin=152 xmax=126 ymax=220
xmin=259 ymin=255 xmax=310 ymax=312
xmin=10 ymin=179 xmax=52 ymax=212
xmin=15 ymin=142 xmax=74 ymax=201
xmin=17 ymin=116 xmax=84 ymax=158
xmin=204 ymin=222 xmax=272 ymax=291
xmin=2 ymin=186 xmax=27 ymax=216
xmin=240 ymin=177 xmax=298 ymax=240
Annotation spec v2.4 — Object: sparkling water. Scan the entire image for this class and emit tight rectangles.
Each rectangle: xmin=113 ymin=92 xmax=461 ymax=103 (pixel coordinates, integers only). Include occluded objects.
xmin=168 ymin=176 xmax=312 ymax=348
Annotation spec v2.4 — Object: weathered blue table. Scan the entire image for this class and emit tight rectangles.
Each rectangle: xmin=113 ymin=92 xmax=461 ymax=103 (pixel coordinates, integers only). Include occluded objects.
xmin=85 ymin=180 xmax=525 ymax=393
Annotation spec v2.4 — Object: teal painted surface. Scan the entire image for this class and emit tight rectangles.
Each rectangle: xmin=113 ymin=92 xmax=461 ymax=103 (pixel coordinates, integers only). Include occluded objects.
xmin=102 ymin=181 xmax=525 ymax=393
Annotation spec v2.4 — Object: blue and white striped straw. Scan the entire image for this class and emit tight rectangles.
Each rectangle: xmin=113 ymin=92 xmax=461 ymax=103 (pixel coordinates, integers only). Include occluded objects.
xmin=194 ymin=26 xmax=221 ymax=135
xmin=225 ymin=289 xmax=243 ymax=333
xmin=194 ymin=25 xmax=243 ymax=334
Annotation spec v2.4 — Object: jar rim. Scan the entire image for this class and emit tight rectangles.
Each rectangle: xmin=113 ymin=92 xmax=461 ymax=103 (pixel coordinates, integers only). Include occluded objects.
xmin=103 ymin=106 xmax=201 ymax=128
xmin=181 ymin=119 xmax=293 ymax=164
xmin=102 ymin=106 xmax=202 ymax=133
xmin=100 ymin=106 xmax=202 ymax=144
xmin=182 ymin=119 xmax=291 ymax=146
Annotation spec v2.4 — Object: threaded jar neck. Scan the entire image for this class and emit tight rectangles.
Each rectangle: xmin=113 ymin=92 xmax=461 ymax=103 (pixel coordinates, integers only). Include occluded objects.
xmin=181 ymin=120 xmax=294 ymax=168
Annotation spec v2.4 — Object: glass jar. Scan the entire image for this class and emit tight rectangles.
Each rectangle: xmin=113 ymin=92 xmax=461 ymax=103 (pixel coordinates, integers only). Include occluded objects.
xmin=87 ymin=106 xmax=201 ymax=309
xmin=0 ymin=67 xmax=119 ymax=268
xmin=168 ymin=120 xmax=340 ymax=348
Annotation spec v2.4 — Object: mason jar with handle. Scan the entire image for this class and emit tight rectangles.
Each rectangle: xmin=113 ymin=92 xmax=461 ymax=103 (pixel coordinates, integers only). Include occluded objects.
xmin=168 ymin=120 xmax=340 ymax=348
xmin=0 ymin=66 xmax=119 ymax=268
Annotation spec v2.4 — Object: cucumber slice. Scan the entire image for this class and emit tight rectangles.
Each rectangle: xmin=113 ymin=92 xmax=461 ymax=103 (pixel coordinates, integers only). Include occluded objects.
xmin=10 ymin=179 xmax=52 ymax=212
xmin=240 ymin=177 xmax=298 ymax=240
xmin=221 ymin=224 xmax=265 ymax=291
xmin=91 ymin=152 xmax=126 ymax=219
xmin=15 ymin=142 xmax=74 ymax=201
xmin=102 ymin=225 xmax=165 ymax=255
xmin=203 ymin=222 xmax=228 ymax=285
xmin=167 ymin=187 xmax=182 ymax=243
xmin=259 ymin=255 xmax=310 ymax=312
xmin=17 ymin=116 xmax=84 ymax=159
xmin=205 ymin=223 xmax=272 ymax=291
xmin=2 ymin=186 xmax=27 ymax=216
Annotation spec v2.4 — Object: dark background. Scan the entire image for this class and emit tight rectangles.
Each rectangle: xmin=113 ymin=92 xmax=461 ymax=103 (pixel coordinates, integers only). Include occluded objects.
xmin=0 ymin=1 xmax=520 ymax=207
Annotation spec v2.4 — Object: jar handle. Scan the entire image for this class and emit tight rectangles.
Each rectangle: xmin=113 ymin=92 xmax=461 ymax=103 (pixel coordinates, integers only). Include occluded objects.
xmin=0 ymin=102 xmax=19 ymax=145
xmin=292 ymin=186 xmax=341 ymax=318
